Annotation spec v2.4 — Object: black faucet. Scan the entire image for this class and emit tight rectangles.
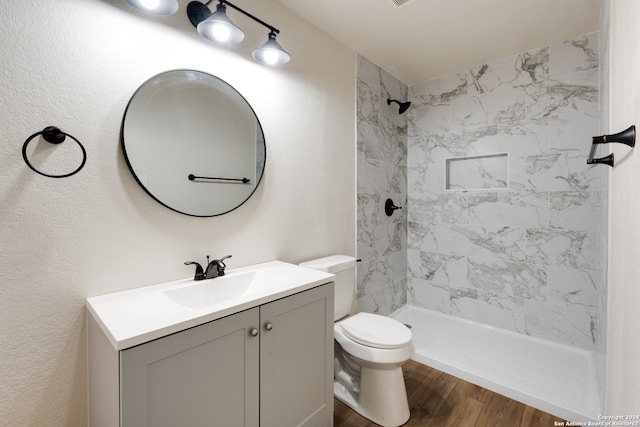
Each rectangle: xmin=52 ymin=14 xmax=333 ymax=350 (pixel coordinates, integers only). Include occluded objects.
xmin=184 ymin=255 xmax=232 ymax=281
xmin=184 ymin=261 xmax=206 ymax=281
xmin=205 ymin=255 xmax=232 ymax=278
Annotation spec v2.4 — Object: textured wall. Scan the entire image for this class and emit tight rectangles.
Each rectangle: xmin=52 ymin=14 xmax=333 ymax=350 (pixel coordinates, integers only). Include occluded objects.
xmin=597 ymin=0 xmax=610 ymax=409
xmin=356 ymin=55 xmax=408 ymax=315
xmin=606 ymin=0 xmax=640 ymax=414
xmin=0 ymin=0 xmax=356 ymax=424
xmin=405 ymin=32 xmax=606 ymax=352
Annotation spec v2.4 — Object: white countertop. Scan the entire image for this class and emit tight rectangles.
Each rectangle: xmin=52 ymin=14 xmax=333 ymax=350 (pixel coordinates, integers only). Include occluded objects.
xmin=86 ymin=260 xmax=334 ymax=350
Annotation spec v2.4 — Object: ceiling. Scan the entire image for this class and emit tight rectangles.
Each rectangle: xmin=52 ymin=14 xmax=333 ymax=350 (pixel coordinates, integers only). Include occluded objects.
xmin=276 ymin=0 xmax=601 ymax=85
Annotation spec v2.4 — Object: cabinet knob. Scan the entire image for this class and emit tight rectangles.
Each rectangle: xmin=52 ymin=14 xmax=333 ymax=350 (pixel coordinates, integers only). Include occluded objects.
xmin=250 ymin=328 xmax=259 ymax=337
xmin=265 ymin=323 xmax=273 ymax=331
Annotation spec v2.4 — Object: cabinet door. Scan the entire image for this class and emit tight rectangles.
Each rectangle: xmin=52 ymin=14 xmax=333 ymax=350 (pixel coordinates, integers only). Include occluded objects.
xmin=260 ymin=284 xmax=334 ymax=427
xmin=120 ymin=308 xmax=260 ymax=427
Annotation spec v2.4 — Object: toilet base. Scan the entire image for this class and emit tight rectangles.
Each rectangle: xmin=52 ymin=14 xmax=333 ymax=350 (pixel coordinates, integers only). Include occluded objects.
xmin=334 ymin=365 xmax=410 ymax=427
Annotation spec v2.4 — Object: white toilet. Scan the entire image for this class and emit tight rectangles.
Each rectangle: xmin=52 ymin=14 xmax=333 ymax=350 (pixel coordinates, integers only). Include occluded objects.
xmin=300 ymin=255 xmax=414 ymax=427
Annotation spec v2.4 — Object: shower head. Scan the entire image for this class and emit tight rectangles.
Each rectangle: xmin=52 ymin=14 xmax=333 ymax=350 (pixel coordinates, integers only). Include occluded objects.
xmin=387 ymin=98 xmax=411 ymax=114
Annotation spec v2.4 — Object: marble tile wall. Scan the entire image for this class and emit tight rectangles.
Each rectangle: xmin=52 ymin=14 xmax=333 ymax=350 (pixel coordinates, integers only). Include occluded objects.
xmin=356 ymin=55 xmax=408 ymax=315
xmin=406 ymin=32 xmax=607 ymax=351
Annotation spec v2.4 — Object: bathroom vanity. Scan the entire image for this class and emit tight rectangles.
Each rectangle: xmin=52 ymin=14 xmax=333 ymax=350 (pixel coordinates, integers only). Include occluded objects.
xmin=87 ymin=261 xmax=334 ymax=427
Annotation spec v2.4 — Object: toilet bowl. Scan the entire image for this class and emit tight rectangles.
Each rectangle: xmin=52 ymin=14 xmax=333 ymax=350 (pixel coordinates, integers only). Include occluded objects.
xmin=334 ymin=312 xmax=414 ymax=427
xmin=299 ymin=256 xmax=414 ymax=427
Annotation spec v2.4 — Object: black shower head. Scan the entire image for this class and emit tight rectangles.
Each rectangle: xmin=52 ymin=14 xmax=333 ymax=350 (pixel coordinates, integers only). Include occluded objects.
xmin=387 ymin=98 xmax=411 ymax=114
xmin=398 ymin=101 xmax=411 ymax=114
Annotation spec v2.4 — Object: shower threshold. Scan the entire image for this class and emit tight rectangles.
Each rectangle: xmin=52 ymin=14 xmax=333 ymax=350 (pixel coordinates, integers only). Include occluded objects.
xmin=391 ymin=305 xmax=601 ymax=421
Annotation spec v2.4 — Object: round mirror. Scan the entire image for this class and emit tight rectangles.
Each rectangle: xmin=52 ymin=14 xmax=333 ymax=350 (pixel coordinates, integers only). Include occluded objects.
xmin=121 ymin=70 xmax=266 ymax=217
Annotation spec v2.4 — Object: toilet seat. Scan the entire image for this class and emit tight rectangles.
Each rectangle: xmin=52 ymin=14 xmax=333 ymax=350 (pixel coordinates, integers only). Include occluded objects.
xmin=339 ymin=312 xmax=412 ymax=349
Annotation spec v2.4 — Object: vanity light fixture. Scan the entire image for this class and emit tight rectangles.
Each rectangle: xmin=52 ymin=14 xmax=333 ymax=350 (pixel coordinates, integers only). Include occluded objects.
xmin=123 ymin=0 xmax=291 ymax=65
xmin=187 ymin=0 xmax=290 ymax=65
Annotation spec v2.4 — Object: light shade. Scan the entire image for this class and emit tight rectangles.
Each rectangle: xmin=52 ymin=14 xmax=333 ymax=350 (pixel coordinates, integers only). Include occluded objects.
xmin=252 ymin=33 xmax=291 ymax=65
xmin=124 ymin=0 xmax=179 ymax=15
xmin=197 ymin=3 xmax=245 ymax=44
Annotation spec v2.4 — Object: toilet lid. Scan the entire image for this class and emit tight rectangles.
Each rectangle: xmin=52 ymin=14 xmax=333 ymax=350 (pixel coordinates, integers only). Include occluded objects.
xmin=340 ymin=312 xmax=412 ymax=349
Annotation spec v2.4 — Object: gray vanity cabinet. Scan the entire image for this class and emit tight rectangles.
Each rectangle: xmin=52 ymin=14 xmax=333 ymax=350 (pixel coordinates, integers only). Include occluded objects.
xmin=259 ymin=284 xmax=334 ymax=427
xmin=90 ymin=283 xmax=333 ymax=427
xmin=120 ymin=307 xmax=260 ymax=426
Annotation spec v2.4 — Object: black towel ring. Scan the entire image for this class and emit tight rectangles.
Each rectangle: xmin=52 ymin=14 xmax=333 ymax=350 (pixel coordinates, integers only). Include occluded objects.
xmin=22 ymin=126 xmax=87 ymax=178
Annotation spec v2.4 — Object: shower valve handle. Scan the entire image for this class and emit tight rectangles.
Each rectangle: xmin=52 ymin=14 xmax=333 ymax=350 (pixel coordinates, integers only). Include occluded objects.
xmin=385 ymin=198 xmax=402 ymax=217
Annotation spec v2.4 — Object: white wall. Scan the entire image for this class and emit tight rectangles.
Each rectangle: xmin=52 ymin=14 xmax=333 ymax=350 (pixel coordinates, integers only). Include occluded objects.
xmin=0 ymin=0 xmax=356 ymax=424
xmin=605 ymin=0 xmax=640 ymax=414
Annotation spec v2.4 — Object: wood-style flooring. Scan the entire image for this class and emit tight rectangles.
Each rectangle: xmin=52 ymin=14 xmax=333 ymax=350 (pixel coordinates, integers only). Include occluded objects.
xmin=334 ymin=360 xmax=566 ymax=427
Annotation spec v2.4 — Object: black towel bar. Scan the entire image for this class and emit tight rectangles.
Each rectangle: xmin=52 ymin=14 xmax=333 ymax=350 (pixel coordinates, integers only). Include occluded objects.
xmin=188 ymin=174 xmax=250 ymax=184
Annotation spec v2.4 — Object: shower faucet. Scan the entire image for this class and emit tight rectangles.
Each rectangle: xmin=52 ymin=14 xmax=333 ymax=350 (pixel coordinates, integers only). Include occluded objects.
xmin=385 ymin=198 xmax=402 ymax=217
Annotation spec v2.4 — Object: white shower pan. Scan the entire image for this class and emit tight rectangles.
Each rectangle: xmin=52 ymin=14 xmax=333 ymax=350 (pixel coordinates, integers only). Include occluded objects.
xmin=391 ymin=305 xmax=601 ymax=421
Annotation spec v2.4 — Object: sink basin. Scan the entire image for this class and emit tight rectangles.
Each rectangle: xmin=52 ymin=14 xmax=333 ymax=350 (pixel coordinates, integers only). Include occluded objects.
xmin=87 ymin=260 xmax=335 ymax=349
xmin=163 ymin=270 xmax=293 ymax=310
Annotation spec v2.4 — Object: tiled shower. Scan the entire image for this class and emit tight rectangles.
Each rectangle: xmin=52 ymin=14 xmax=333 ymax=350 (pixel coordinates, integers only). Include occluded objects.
xmin=357 ymin=54 xmax=409 ymax=315
xmin=356 ymin=31 xmax=607 ymax=390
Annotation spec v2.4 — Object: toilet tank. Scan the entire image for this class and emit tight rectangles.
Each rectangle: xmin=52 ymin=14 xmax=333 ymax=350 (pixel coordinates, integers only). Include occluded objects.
xmin=299 ymin=255 xmax=357 ymax=321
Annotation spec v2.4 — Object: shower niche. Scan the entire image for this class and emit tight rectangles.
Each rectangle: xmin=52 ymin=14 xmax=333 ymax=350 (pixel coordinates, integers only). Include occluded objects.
xmin=445 ymin=152 xmax=509 ymax=191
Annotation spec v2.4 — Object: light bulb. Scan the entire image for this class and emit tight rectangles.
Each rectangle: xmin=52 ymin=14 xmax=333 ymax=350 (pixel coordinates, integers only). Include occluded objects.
xmin=212 ymin=25 xmax=231 ymax=43
xmin=125 ymin=0 xmax=178 ymax=15
xmin=262 ymin=50 xmax=279 ymax=65
xmin=140 ymin=0 xmax=159 ymax=10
